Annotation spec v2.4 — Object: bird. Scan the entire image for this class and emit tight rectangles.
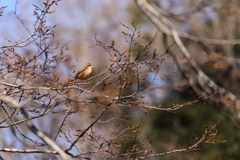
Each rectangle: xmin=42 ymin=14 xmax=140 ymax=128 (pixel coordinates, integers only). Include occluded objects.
xmin=75 ymin=63 xmax=94 ymax=80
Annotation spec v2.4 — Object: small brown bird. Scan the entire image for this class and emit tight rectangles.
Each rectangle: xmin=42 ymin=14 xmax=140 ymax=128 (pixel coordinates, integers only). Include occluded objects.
xmin=75 ymin=63 xmax=94 ymax=80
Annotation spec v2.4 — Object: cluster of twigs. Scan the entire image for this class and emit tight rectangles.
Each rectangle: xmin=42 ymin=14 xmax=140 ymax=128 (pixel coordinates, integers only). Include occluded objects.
xmin=0 ymin=0 xmax=224 ymax=159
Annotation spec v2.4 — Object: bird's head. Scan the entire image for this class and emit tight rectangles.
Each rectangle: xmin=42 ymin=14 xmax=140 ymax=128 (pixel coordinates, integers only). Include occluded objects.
xmin=84 ymin=63 xmax=94 ymax=68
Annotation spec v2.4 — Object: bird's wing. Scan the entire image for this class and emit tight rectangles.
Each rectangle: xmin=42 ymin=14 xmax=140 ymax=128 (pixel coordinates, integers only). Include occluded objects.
xmin=75 ymin=67 xmax=86 ymax=78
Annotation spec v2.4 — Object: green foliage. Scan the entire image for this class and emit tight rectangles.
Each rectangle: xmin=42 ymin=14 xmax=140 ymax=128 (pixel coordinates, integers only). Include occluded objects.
xmin=144 ymin=92 xmax=240 ymax=159
xmin=126 ymin=2 xmax=148 ymax=25
xmin=233 ymin=44 xmax=240 ymax=58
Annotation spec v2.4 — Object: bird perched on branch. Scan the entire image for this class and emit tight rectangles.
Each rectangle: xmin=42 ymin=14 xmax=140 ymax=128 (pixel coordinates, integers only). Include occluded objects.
xmin=75 ymin=63 xmax=94 ymax=80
